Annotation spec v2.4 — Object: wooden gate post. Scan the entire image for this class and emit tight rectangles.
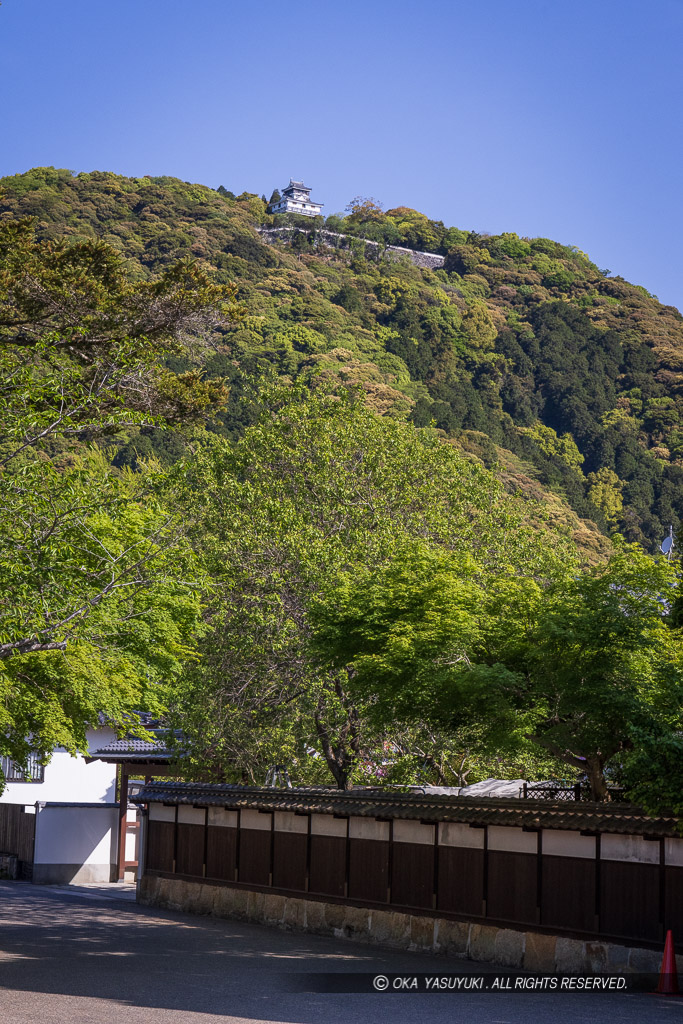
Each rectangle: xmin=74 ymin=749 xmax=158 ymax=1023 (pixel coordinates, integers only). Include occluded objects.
xmin=117 ymin=767 xmax=128 ymax=881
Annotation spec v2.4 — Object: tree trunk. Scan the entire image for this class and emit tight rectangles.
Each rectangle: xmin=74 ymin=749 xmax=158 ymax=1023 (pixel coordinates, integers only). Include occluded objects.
xmin=585 ymin=756 xmax=609 ymax=801
xmin=313 ymin=678 xmax=361 ymax=790
xmin=527 ymin=732 xmax=611 ymax=800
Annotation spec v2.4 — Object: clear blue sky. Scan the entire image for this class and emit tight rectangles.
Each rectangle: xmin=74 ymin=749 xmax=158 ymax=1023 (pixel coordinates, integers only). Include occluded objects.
xmin=2 ymin=0 xmax=682 ymax=308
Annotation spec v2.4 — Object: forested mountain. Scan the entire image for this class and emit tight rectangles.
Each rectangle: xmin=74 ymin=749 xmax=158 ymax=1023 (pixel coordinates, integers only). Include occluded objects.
xmin=3 ymin=166 xmax=682 ymax=553
xmin=4 ymin=167 xmax=683 ymax=802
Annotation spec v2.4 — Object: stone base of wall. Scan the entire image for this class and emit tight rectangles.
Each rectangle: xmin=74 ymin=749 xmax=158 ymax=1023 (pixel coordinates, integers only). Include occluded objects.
xmin=138 ymin=875 xmax=676 ymax=975
xmin=33 ymin=862 xmax=116 ymax=885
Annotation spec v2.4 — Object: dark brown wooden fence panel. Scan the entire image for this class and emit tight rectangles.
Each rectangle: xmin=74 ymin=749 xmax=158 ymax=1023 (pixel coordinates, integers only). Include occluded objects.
xmin=437 ymin=846 xmax=484 ymax=916
xmin=176 ymin=823 xmax=205 ymax=878
xmin=239 ymin=829 xmax=271 ymax=886
xmin=664 ymin=866 xmax=683 ymax=936
xmin=391 ymin=842 xmax=434 ymax=908
xmin=488 ymin=851 xmax=538 ymax=924
xmin=206 ymin=826 xmax=237 ymax=881
xmin=0 ymin=803 xmax=35 ymax=867
xmin=309 ymin=835 xmax=346 ymax=897
xmin=147 ymin=820 xmax=175 ymax=873
xmin=273 ymin=832 xmax=307 ymax=891
xmin=348 ymin=838 xmax=389 ymax=903
xmin=541 ymin=856 xmax=596 ymax=932
xmin=140 ymin=791 xmax=683 ymax=951
xmin=600 ymin=861 xmax=660 ymax=941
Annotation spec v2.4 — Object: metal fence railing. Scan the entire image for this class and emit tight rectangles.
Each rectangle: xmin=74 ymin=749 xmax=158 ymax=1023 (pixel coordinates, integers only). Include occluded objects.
xmin=520 ymin=781 xmax=627 ymax=802
xmin=0 ymin=753 xmax=45 ymax=784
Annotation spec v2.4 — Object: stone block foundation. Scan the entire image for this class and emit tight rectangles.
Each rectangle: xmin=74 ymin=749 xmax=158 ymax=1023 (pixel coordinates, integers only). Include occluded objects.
xmin=138 ymin=875 xmax=671 ymax=974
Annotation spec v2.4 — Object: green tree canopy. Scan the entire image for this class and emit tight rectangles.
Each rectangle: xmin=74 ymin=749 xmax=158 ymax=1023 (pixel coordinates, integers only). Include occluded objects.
xmin=172 ymin=381 xmax=575 ymax=788
xmin=0 ymin=219 xmax=234 ymax=770
xmin=0 ymin=456 xmax=202 ymax=767
xmin=311 ymin=543 xmax=683 ymax=799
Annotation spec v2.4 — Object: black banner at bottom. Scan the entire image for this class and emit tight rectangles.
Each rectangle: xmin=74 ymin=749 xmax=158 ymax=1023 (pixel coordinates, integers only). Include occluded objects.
xmin=285 ymin=972 xmax=668 ymax=994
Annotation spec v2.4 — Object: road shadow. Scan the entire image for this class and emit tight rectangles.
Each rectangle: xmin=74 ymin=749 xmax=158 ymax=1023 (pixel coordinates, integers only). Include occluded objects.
xmin=0 ymin=882 xmax=667 ymax=1024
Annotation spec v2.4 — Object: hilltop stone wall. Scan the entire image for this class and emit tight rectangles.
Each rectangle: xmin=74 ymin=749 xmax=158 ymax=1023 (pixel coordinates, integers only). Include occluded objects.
xmin=257 ymin=226 xmax=445 ymax=271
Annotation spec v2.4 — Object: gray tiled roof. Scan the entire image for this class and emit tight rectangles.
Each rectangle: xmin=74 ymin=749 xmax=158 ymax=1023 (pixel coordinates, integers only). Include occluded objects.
xmin=90 ymin=734 xmax=175 ymax=761
xmin=130 ymin=781 xmax=679 ymax=837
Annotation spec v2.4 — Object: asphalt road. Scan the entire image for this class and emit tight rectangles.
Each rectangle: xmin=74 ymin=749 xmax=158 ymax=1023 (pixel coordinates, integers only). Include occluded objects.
xmin=0 ymin=882 xmax=680 ymax=1023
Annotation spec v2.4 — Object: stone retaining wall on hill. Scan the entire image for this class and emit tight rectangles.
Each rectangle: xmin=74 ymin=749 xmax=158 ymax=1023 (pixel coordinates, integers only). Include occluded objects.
xmin=256 ymin=226 xmax=445 ymax=270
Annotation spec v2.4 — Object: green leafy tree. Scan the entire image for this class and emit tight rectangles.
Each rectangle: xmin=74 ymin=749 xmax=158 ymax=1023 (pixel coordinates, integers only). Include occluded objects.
xmin=518 ymin=422 xmax=585 ymax=471
xmin=0 ymin=219 xmax=235 ymax=659
xmin=522 ymin=547 xmax=683 ymax=798
xmin=0 ymin=218 xmax=235 ymax=769
xmin=587 ymin=468 xmax=624 ymax=525
xmin=310 ymin=544 xmax=542 ymax=749
xmin=173 ymin=381 xmax=574 ymax=788
xmin=444 ymin=245 xmax=490 ymax=275
xmin=311 ymin=544 xmax=683 ymax=800
xmin=618 ymin=727 xmax=683 ymax=817
xmin=345 ymin=196 xmax=384 ymax=223
xmin=0 ymin=219 xmax=236 ymax=465
xmin=0 ymin=456 xmax=202 ymax=768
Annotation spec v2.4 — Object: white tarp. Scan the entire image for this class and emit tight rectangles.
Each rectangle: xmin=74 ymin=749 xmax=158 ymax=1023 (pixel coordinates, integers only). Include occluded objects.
xmin=457 ymin=778 xmax=527 ymax=798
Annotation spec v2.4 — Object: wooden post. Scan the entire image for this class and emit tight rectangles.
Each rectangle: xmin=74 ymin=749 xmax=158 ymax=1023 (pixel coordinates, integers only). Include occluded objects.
xmin=387 ymin=818 xmax=393 ymax=905
xmin=482 ymin=825 xmax=488 ymax=917
xmin=235 ymin=808 xmax=241 ymax=882
xmin=536 ymin=829 xmax=543 ymax=925
xmin=660 ymin=836 xmax=666 ymax=941
xmin=344 ymin=816 xmax=350 ymax=898
xmin=117 ymin=767 xmax=128 ymax=881
xmin=595 ymin=832 xmax=602 ymax=933
xmin=305 ymin=813 xmax=311 ymax=893
xmin=432 ymin=821 xmax=440 ymax=911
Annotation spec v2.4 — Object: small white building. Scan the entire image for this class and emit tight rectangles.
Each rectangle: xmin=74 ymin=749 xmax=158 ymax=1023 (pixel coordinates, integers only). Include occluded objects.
xmin=0 ymin=724 xmax=175 ymax=884
xmin=268 ymin=179 xmax=323 ymax=217
xmin=0 ymin=727 xmax=117 ymax=805
xmin=0 ymin=727 xmax=119 ymax=884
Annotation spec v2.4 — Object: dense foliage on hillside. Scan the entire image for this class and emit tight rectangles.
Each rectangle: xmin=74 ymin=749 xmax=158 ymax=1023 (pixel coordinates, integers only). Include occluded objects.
xmin=2 ymin=173 xmax=682 ymax=805
xmin=0 ymin=213 xmax=235 ymax=766
xmin=3 ymin=168 xmax=681 ymax=552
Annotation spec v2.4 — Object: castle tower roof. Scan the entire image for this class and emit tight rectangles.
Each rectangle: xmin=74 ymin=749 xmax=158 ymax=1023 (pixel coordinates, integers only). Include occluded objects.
xmin=268 ymin=178 xmax=323 ymax=217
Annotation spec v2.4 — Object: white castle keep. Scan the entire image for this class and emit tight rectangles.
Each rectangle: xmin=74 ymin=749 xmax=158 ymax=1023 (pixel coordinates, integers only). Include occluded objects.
xmin=268 ymin=179 xmax=323 ymax=217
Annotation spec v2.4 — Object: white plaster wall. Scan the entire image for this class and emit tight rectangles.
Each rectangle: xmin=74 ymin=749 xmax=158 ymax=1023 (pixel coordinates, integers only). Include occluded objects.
xmin=488 ymin=825 xmax=538 ymax=854
xmin=665 ymin=838 xmax=683 ymax=867
xmin=149 ymin=804 xmax=176 ymax=822
xmin=542 ymin=830 xmax=596 ymax=859
xmin=33 ymin=804 xmax=118 ymax=882
xmin=1 ymin=727 xmax=117 ymax=806
xmin=601 ymin=833 xmax=660 ymax=864
xmin=241 ymin=809 xmax=272 ymax=831
xmin=311 ymin=813 xmax=346 ymax=837
xmin=124 ymin=823 xmax=137 ymax=862
xmin=277 ymin=199 xmax=321 ymax=216
xmin=178 ymin=806 xmax=205 ymax=826
xmin=349 ymin=817 xmax=389 ymax=841
xmin=274 ymin=811 xmax=308 ymax=834
xmin=393 ymin=819 xmax=435 ymax=845
xmin=438 ymin=822 xmax=485 ymax=849
xmin=208 ymin=807 xmax=237 ymax=828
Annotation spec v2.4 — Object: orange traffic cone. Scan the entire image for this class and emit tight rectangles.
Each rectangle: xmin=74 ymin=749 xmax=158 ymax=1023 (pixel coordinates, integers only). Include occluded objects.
xmin=655 ymin=930 xmax=679 ymax=995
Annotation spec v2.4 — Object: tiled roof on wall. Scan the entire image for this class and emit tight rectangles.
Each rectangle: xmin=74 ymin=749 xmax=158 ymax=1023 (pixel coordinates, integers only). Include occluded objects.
xmin=131 ymin=781 xmax=679 ymax=837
